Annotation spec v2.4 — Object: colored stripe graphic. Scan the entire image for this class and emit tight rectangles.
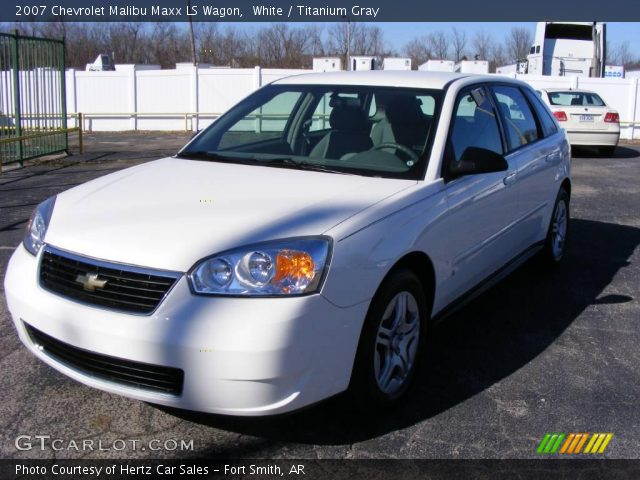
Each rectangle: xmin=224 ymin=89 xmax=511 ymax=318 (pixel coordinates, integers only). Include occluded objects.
xmin=560 ymin=433 xmax=575 ymax=454
xmin=537 ymin=433 xmax=552 ymax=454
xmin=537 ymin=433 xmax=566 ymax=454
xmin=584 ymin=433 xmax=614 ymax=454
xmin=597 ymin=434 xmax=613 ymax=453
xmin=550 ymin=433 xmax=565 ymax=453
xmin=584 ymin=433 xmax=599 ymax=453
xmin=574 ymin=433 xmax=589 ymax=453
xmin=539 ymin=433 xmax=613 ymax=454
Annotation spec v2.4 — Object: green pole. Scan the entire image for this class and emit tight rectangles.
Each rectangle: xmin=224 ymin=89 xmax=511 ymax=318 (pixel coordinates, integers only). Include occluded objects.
xmin=59 ymin=36 xmax=68 ymax=153
xmin=11 ymin=30 xmax=23 ymax=164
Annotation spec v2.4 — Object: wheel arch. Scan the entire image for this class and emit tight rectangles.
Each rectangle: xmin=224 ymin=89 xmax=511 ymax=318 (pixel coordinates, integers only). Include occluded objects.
xmin=377 ymin=251 xmax=436 ymax=321
xmin=560 ymin=177 xmax=571 ymax=198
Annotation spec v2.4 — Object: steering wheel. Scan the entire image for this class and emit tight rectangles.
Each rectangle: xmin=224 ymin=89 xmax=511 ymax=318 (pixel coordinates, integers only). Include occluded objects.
xmin=371 ymin=142 xmax=419 ymax=162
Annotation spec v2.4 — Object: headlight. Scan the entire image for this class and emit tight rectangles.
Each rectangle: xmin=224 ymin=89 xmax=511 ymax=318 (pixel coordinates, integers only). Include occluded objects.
xmin=189 ymin=237 xmax=331 ymax=296
xmin=23 ymin=196 xmax=56 ymax=256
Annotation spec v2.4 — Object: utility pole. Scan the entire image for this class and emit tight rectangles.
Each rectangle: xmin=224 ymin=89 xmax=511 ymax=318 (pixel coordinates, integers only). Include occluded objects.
xmin=187 ymin=0 xmax=197 ymax=66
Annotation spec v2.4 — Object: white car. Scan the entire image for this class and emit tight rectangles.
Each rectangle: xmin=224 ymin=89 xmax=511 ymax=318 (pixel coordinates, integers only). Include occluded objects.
xmin=4 ymin=72 xmax=571 ymax=416
xmin=538 ymin=88 xmax=620 ymax=155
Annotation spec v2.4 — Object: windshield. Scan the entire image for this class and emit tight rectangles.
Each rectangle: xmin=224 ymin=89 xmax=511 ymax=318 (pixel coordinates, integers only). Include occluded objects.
xmin=547 ymin=91 xmax=605 ymax=107
xmin=179 ymin=84 xmax=443 ymax=179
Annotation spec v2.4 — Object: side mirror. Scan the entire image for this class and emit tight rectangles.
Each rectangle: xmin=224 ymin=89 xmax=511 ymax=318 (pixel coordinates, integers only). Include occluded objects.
xmin=448 ymin=147 xmax=508 ymax=177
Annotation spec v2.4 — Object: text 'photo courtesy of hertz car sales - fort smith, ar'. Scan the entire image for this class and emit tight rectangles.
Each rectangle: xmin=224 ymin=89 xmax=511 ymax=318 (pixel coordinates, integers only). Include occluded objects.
xmin=4 ymin=71 xmax=571 ymax=416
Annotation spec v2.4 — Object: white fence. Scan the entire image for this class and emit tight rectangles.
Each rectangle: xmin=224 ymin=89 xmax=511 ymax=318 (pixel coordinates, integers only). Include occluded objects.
xmin=66 ymin=65 xmax=309 ymax=132
xmin=64 ymin=66 xmax=640 ymax=139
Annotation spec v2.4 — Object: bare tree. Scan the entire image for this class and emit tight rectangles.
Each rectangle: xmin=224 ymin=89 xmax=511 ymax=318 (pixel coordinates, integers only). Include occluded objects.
xmin=106 ymin=23 xmax=145 ymax=64
xmin=252 ymin=24 xmax=315 ymax=68
xmin=426 ymin=31 xmax=449 ymax=60
xmin=327 ymin=23 xmax=388 ymax=66
xmin=305 ymin=25 xmax=326 ymax=57
xmin=404 ymin=37 xmax=434 ymax=68
xmin=471 ymin=30 xmax=494 ymax=61
xmin=490 ymin=43 xmax=508 ymax=72
xmin=148 ymin=23 xmax=190 ymax=68
xmin=450 ymin=27 xmax=467 ymax=62
xmin=505 ymin=27 xmax=533 ymax=63
xmin=352 ymin=25 xmax=386 ymax=56
xmin=607 ymin=40 xmax=637 ymax=67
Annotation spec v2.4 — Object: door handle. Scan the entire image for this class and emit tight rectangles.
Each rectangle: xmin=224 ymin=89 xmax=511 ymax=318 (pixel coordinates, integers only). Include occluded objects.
xmin=546 ymin=150 xmax=561 ymax=163
xmin=503 ymin=171 xmax=517 ymax=186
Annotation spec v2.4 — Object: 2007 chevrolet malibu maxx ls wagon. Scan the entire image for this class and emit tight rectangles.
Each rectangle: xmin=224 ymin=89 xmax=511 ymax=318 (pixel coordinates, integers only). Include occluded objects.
xmin=5 ymin=72 xmax=571 ymax=416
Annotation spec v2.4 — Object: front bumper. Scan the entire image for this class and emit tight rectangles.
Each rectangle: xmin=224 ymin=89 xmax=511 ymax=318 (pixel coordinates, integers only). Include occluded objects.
xmin=4 ymin=244 xmax=368 ymax=416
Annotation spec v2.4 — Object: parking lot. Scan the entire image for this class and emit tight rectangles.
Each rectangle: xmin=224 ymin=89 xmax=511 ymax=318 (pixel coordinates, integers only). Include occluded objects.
xmin=1 ymin=134 xmax=639 ymax=459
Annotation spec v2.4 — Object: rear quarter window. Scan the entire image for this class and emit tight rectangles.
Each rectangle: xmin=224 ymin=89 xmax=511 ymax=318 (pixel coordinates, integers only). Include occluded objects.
xmin=523 ymin=88 xmax=558 ymax=138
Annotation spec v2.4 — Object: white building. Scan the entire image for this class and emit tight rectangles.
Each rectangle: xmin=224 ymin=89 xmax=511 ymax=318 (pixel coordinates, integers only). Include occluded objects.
xmin=312 ymin=57 xmax=342 ymax=72
xmin=383 ymin=57 xmax=412 ymax=71
xmin=454 ymin=60 xmax=489 ymax=74
xmin=418 ymin=60 xmax=455 ymax=72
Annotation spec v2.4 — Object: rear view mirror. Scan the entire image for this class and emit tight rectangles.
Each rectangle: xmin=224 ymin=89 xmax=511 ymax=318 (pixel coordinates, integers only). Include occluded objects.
xmin=449 ymin=147 xmax=508 ymax=177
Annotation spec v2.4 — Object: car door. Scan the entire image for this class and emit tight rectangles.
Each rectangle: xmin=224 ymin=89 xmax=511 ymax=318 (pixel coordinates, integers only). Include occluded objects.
xmin=437 ymin=85 xmax=522 ymax=307
xmin=491 ymin=84 xmax=564 ymax=247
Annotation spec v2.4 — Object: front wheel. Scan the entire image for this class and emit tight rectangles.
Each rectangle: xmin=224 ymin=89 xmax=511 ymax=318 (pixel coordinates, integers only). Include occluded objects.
xmin=540 ymin=188 xmax=570 ymax=265
xmin=349 ymin=269 xmax=428 ymax=408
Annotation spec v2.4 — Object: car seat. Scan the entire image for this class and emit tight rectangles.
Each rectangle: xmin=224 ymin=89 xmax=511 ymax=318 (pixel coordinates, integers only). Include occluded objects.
xmin=310 ymin=100 xmax=372 ymax=159
xmin=371 ymin=94 xmax=429 ymax=152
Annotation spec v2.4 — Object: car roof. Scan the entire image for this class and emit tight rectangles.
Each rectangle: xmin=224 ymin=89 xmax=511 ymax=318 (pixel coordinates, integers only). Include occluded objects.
xmin=541 ymin=88 xmax=599 ymax=95
xmin=271 ymin=71 xmax=484 ymax=90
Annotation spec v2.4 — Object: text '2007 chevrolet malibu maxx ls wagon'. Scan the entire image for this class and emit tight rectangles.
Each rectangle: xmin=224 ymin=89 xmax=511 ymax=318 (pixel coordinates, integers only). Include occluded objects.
xmin=5 ymin=71 xmax=571 ymax=416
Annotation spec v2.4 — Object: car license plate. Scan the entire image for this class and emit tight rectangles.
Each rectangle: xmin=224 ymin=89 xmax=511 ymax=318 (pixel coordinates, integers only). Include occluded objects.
xmin=579 ymin=115 xmax=594 ymax=122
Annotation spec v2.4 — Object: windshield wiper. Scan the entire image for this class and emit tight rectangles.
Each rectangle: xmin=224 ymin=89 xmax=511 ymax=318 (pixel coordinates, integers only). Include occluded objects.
xmin=178 ymin=152 xmax=352 ymax=175
xmin=262 ymin=157 xmax=353 ymax=175
xmin=175 ymin=151 xmax=257 ymax=163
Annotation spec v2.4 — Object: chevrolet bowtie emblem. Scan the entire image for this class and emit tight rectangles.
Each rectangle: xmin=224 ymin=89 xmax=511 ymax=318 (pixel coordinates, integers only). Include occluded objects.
xmin=75 ymin=273 xmax=108 ymax=292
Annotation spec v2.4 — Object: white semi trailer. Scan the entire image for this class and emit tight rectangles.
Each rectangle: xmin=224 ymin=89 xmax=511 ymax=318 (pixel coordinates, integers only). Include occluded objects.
xmin=524 ymin=22 xmax=606 ymax=77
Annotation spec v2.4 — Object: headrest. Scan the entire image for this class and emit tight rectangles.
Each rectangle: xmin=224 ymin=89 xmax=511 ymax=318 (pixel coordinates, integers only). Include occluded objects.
xmin=329 ymin=104 xmax=369 ymax=132
xmin=571 ymin=97 xmax=582 ymax=106
xmin=385 ymin=95 xmax=425 ymax=124
xmin=329 ymin=95 xmax=361 ymax=108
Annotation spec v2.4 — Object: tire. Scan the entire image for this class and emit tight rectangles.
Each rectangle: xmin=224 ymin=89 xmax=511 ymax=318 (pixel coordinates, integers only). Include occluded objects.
xmin=348 ymin=269 xmax=429 ymax=409
xmin=599 ymin=146 xmax=616 ymax=157
xmin=540 ymin=188 xmax=570 ymax=266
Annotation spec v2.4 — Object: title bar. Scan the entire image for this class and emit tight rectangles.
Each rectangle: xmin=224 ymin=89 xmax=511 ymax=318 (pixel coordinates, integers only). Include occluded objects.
xmin=7 ymin=0 xmax=640 ymax=22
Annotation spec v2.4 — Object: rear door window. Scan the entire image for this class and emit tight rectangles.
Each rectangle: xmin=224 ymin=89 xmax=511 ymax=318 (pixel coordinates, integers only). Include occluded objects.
xmin=492 ymin=86 xmax=540 ymax=151
xmin=447 ymin=86 xmax=503 ymax=167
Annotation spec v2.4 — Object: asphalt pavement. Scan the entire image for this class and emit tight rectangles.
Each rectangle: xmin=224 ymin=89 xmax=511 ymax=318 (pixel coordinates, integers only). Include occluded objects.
xmin=1 ymin=135 xmax=639 ymax=459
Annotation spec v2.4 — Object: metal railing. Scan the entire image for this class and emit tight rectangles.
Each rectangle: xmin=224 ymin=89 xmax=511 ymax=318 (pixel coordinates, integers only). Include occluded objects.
xmin=69 ymin=112 xmax=332 ymax=132
xmin=0 ymin=30 xmax=67 ymax=167
xmin=0 ymin=125 xmax=82 ymax=170
xmin=64 ymin=111 xmax=640 ymax=131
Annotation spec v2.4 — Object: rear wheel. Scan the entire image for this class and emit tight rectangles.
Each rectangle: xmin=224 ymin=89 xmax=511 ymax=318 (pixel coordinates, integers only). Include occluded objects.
xmin=540 ymin=188 xmax=570 ymax=265
xmin=349 ymin=269 xmax=428 ymax=408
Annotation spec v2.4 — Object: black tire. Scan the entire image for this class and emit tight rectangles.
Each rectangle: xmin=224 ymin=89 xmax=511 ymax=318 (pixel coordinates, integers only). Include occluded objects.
xmin=599 ymin=146 xmax=616 ymax=157
xmin=348 ymin=269 xmax=429 ymax=409
xmin=540 ymin=188 xmax=570 ymax=266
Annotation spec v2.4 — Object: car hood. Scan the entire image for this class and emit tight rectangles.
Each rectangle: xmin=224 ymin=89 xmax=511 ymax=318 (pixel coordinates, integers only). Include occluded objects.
xmin=45 ymin=157 xmax=414 ymax=271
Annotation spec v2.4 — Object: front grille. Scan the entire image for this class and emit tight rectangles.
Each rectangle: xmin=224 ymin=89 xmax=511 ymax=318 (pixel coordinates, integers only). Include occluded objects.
xmin=25 ymin=323 xmax=184 ymax=395
xmin=39 ymin=246 xmax=180 ymax=315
